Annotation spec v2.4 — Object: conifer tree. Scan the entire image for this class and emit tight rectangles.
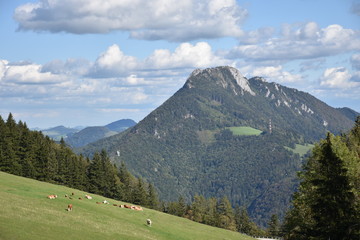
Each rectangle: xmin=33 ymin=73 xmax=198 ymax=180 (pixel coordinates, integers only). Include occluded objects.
xmin=147 ymin=183 xmax=160 ymax=209
xmin=267 ymin=214 xmax=280 ymax=237
xmin=217 ymin=196 xmax=236 ymax=231
xmin=283 ymin=133 xmax=360 ymax=239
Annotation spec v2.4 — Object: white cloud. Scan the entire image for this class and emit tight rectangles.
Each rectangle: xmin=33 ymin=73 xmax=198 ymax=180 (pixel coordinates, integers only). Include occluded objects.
xmin=320 ymin=67 xmax=359 ymax=89
xmin=229 ymin=22 xmax=360 ymax=62
xmin=14 ymin=0 xmax=246 ymax=41
xmin=89 ymin=42 xmax=230 ymax=78
xmin=144 ymin=42 xmax=230 ymax=69
xmin=1 ymin=61 xmax=64 ymax=84
xmin=90 ymin=44 xmax=138 ymax=77
xmin=251 ymin=65 xmax=302 ymax=83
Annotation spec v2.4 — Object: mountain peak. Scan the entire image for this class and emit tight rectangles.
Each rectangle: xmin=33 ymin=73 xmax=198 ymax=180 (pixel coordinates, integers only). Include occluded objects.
xmin=187 ymin=66 xmax=255 ymax=96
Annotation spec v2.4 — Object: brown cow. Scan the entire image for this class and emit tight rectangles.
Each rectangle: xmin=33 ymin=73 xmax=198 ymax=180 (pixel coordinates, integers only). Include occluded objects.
xmin=124 ymin=204 xmax=132 ymax=209
xmin=96 ymin=202 xmax=102 ymax=204
xmin=47 ymin=195 xmax=57 ymax=199
xmin=133 ymin=206 xmax=143 ymax=211
xmin=67 ymin=204 xmax=73 ymax=211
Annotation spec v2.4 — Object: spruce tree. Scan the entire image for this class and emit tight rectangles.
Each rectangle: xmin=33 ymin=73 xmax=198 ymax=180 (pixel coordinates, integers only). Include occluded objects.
xmin=217 ymin=196 xmax=236 ymax=231
xmin=283 ymin=133 xmax=359 ymax=239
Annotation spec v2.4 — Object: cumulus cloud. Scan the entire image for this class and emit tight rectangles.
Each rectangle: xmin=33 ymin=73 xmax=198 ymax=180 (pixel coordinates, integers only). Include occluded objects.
xmin=229 ymin=22 xmax=360 ymax=62
xmin=251 ymin=65 xmax=302 ymax=83
xmin=144 ymin=42 xmax=230 ymax=69
xmin=89 ymin=44 xmax=138 ymax=77
xmin=320 ymin=67 xmax=359 ymax=89
xmin=14 ymin=0 xmax=246 ymax=41
xmin=1 ymin=61 xmax=65 ymax=85
xmin=88 ymin=42 xmax=230 ymax=78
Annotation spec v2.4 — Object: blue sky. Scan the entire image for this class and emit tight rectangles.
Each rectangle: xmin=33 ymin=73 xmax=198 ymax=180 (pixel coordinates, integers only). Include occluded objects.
xmin=1 ymin=0 xmax=359 ymax=128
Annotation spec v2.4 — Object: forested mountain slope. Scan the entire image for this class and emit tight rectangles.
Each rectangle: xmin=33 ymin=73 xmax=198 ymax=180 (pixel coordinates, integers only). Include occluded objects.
xmin=81 ymin=66 xmax=357 ymax=226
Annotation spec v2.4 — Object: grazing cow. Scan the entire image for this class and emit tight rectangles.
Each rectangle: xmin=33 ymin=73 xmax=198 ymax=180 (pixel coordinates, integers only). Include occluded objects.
xmin=67 ymin=204 xmax=73 ymax=211
xmin=47 ymin=195 xmax=57 ymax=199
xmin=102 ymin=200 xmax=109 ymax=204
xmin=120 ymin=205 xmax=124 ymax=208
xmin=124 ymin=204 xmax=132 ymax=209
xmin=133 ymin=206 xmax=143 ymax=211
xmin=96 ymin=202 xmax=102 ymax=204
xmin=78 ymin=197 xmax=82 ymax=200
xmin=146 ymin=219 xmax=152 ymax=227
xmin=113 ymin=204 xmax=118 ymax=206
xmin=72 ymin=192 xmax=75 ymax=196
xmin=85 ymin=195 xmax=92 ymax=200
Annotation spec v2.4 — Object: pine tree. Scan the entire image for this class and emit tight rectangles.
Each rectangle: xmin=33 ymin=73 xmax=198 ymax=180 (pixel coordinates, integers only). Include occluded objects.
xmin=283 ymin=133 xmax=360 ymax=239
xmin=147 ymin=183 xmax=159 ymax=209
xmin=217 ymin=196 xmax=236 ymax=231
xmin=267 ymin=214 xmax=280 ymax=237
xmin=235 ymin=205 xmax=259 ymax=235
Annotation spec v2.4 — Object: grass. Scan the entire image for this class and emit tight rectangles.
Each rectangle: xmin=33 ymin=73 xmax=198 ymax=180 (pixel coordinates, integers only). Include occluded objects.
xmin=285 ymin=143 xmax=314 ymax=157
xmin=0 ymin=171 xmax=255 ymax=240
xmin=227 ymin=127 xmax=263 ymax=136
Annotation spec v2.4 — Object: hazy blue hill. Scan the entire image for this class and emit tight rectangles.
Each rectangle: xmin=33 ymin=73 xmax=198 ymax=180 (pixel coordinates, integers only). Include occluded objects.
xmin=105 ymin=119 xmax=137 ymax=132
xmin=41 ymin=125 xmax=79 ymax=141
xmin=66 ymin=126 xmax=118 ymax=148
xmin=336 ymin=107 xmax=360 ymax=121
xmin=80 ymin=66 xmax=356 ymax=226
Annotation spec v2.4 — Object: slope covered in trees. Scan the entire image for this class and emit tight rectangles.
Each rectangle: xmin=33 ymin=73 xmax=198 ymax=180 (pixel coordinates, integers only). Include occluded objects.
xmin=80 ymin=66 xmax=357 ymax=226
xmin=282 ymin=117 xmax=360 ymax=239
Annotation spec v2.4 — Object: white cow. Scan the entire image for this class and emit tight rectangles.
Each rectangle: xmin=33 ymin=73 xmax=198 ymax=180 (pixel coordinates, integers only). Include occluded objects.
xmin=146 ymin=219 xmax=152 ymax=227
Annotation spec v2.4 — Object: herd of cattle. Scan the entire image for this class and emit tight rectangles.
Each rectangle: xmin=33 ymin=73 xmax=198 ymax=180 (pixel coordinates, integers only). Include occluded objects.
xmin=47 ymin=193 xmax=151 ymax=226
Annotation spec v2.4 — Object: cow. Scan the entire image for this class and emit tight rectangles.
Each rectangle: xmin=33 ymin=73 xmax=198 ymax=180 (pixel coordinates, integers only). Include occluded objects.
xmin=47 ymin=195 xmax=57 ymax=199
xmin=67 ymin=204 xmax=73 ymax=211
xmin=133 ymin=206 xmax=143 ymax=211
xmin=124 ymin=204 xmax=132 ymax=209
xmin=78 ymin=197 xmax=83 ymax=200
xmin=85 ymin=195 xmax=92 ymax=199
xmin=113 ymin=204 xmax=118 ymax=206
xmin=120 ymin=205 xmax=124 ymax=208
xmin=146 ymin=219 xmax=152 ymax=227
xmin=102 ymin=200 xmax=109 ymax=204
xmin=96 ymin=202 xmax=102 ymax=204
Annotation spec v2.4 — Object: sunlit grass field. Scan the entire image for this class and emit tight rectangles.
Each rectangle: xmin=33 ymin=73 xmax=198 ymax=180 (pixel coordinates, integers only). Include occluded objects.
xmin=227 ymin=127 xmax=263 ymax=136
xmin=0 ymin=171 xmax=255 ymax=240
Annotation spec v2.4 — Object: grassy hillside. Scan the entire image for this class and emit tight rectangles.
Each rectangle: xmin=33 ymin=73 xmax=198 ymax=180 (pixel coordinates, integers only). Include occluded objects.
xmin=285 ymin=143 xmax=314 ymax=157
xmin=0 ymin=172 xmax=255 ymax=240
xmin=227 ymin=127 xmax=263 ymax=136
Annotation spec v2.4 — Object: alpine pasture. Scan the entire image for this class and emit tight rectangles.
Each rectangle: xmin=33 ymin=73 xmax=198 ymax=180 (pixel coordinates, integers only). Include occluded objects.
xmin=0 ymin=171 xmax=255 ymax=240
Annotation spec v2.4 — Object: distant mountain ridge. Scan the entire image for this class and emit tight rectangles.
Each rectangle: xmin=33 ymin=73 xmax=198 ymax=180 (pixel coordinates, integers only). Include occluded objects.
xmin=80 ymin=66 xmax=358 ymax=226
xmin=42 ymin=119 xmax=136 ymax=147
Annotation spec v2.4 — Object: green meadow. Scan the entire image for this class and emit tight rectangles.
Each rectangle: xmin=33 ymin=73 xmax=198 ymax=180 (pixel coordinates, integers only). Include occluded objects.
xmin=285 ymin=143 xmax=314 ymax=157
xmin=227 ymin=127 xmax=263 ymax=136
xmin=0 ymin=171 xmax=255 ymax=240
